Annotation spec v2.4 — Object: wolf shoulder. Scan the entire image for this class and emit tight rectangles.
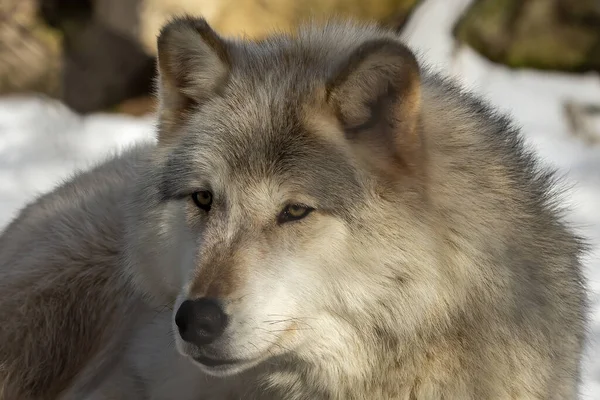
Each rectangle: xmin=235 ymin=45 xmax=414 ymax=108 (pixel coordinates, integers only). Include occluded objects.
xmin=0 ymin=142 xmax=155 ymax=399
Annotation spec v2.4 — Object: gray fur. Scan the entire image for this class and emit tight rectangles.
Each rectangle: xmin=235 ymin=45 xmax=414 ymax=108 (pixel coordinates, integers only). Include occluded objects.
xmin=0 ymin=17 xmax=588 ymax=400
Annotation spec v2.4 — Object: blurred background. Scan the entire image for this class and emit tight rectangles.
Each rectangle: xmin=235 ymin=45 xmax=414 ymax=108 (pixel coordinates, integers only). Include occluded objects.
xmin=0 ymin=0 xmax=599 ymax=397
xmin=1 ymin=0 xmax=599 ymax=115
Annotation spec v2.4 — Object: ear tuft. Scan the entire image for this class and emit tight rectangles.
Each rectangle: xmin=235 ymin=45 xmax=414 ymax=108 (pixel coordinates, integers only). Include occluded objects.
xmin=156 ymin=16 xmax=230 ymax=144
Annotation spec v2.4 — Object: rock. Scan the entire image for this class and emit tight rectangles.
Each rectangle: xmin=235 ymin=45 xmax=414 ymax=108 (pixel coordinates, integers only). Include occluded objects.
xmin=38 ymin=0 xmax=155 ymax=114
xmin=454 ymin=0 xmax=600 ymax=73
xmin=0 ymin=0 xmax=62 ymax=96
xmin=59 ymin=19 xmax=155 ymax=114
xmin=2 ymin=0 xmax=420 ymax=114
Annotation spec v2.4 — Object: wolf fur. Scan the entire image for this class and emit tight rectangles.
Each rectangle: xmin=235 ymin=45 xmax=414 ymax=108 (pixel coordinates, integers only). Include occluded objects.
xmin=0 ymin=16 xmax=588 ymax=400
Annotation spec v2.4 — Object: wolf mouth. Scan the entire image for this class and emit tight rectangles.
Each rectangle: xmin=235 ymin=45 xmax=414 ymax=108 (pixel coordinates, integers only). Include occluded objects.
xmin=192 ymin=355 xmax=242 ymax=367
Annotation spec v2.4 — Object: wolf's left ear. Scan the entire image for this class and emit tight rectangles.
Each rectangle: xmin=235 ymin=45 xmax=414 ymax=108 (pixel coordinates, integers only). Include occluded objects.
xmin=326 ymin=39 xmax=422 ymax=177
xmin=156 ymin=16 xmax=230 ymax=144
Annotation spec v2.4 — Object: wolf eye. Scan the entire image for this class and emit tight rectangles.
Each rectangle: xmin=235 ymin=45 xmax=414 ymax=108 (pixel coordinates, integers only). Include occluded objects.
xmin=191 ymin=191 xmax=212 ymax=212
xmin=278 ymin=204 xmax=314 ymax=224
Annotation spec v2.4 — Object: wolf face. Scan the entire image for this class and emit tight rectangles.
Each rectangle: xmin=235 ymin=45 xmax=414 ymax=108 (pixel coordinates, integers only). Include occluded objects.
xmin=132 ymin=18 xmax=478 ymax=382
xmin=146 ymin=17 xmax=444 ymax=378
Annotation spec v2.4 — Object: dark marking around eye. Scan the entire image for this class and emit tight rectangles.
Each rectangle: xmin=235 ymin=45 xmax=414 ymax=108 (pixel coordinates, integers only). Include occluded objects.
xmin=192 ymin=191 xmax=213 ymax=211
xmin=277 ymin=204 xmax=314 ymax=224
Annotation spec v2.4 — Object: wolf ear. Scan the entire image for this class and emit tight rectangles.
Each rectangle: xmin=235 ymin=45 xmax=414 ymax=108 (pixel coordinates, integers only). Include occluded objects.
xmin=326 ymin=40 xmax=423 ymax=178
xmin=156 ymin=16 xmax=230 ymax=144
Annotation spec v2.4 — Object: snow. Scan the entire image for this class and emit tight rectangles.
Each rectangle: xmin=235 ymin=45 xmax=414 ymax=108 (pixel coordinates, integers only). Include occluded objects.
xmin=0 ymin=95 xmax=156 ymax=228
xmin=0 ymin=0 xmax=599 ymax=396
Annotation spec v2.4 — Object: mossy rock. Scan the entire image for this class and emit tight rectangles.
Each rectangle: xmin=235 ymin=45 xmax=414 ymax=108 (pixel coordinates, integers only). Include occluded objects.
xmin=454 ymin=0 xmax=600 ymax=73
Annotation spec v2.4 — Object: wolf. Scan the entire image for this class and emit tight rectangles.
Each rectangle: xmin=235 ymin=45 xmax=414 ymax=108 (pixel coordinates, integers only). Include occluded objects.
xmin=0 ymin=16 xmax=588 ymax=400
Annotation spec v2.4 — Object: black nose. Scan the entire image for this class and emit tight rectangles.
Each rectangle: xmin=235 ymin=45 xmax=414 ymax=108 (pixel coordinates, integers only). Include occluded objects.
xmin=175 ymin=298 xmax=228 ymax=346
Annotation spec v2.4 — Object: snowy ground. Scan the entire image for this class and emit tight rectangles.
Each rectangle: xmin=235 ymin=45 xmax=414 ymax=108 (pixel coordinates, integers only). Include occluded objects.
xmin=0 ymin=0 xmax=598 ymax=397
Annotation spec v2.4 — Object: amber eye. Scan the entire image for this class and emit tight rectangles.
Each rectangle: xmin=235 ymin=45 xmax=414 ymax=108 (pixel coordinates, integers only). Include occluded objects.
xmin=278 ymin=204 xmax=314 ymax=224
xmin=191 ymin=191 xmax=213 ymax=212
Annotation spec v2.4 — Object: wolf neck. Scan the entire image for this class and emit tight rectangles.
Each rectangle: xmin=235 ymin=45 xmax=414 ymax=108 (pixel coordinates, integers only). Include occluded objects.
xmin=262 ymin=334 xmax=464 ymax=400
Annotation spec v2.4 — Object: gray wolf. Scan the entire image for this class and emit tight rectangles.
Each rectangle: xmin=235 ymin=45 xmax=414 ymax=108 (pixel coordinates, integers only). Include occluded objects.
xmin=0 ymin=16 xmax=588 ymax=400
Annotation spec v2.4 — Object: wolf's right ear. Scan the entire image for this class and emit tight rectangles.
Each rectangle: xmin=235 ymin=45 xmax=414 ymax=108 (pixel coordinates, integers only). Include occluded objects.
xmin=156 ymin=16 xmax=230 ymax=144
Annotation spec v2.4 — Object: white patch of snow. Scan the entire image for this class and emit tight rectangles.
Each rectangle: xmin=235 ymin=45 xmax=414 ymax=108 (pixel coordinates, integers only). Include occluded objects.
xmin=0 ymin=95 xmax=155 ymax=228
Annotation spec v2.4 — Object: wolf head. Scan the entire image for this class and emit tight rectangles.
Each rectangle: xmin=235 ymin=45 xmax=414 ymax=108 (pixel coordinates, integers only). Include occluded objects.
xmin=137 ymin=16 xmax=445 ymax=378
